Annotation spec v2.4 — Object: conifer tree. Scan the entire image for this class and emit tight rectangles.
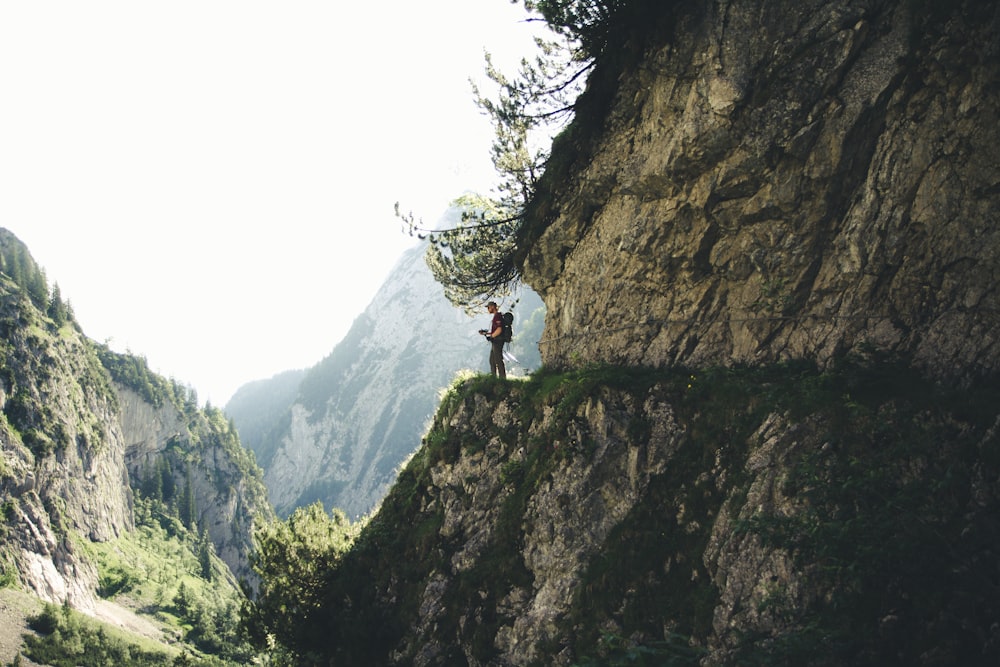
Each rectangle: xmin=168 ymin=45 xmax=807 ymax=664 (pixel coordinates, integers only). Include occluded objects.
xmin=47 ymin=283 xmax=68 ymax=326
xmin=179 ymin=468 xmax=197 ymax=531
xmin=198 ymin=529 xmax=214 ymax=581
xmin=159 ymin=457 xmax=176 ymax=502
xmin=398 ymin=2 xmax=593 ymax=310
xmin=242 ymin=502 xmax=359 ymax=659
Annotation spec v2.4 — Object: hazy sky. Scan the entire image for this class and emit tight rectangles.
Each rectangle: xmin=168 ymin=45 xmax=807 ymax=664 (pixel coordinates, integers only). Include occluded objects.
xmin=2 ymin=1 xmax=545 ymax=406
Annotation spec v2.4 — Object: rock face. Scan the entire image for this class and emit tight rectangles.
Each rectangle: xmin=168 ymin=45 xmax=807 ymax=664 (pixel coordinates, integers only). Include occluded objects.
xmin=0 ymin=276 xmax=131 ymax=611
xmin=116 ymin=385 xmax=271 ymax=582
xmin=291 ymin=3 xmax=1000 ymax=665
xmin=524 ymin=0 xmax=1000 ymax=381
xmin=0 ymin=230 xmax=270 ymax=604
xmin=229 ymin=244 xmax=544 ymax=518
xmin=325 ymin=363 xmax=1000 ymax=666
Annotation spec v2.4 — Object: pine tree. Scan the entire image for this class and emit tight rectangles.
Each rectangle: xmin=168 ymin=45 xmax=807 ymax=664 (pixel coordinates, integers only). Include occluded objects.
xmin=198 ymin=529 xmax=214 ymax=581
xmin=179 ymin=468 xmax=197 ymax=531
xmin=47 ymin=283 xmax=68 ymax=326
xmin=397 ymin=3 xmax=589 ymax=310
xmin=159 ymin=457 xmax=176 ymax=503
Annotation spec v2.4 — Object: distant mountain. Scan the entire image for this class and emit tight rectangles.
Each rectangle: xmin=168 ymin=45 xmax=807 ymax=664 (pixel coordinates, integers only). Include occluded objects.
xmin=224 ymin=368 xmax=306 ymax=471
xmin=227 ymin=244 xmax=545 ymax=518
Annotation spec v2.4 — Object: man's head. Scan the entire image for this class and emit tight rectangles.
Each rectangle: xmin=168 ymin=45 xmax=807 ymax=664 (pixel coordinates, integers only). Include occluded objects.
xmin=487 ymin=301 xmax=498 ymax=313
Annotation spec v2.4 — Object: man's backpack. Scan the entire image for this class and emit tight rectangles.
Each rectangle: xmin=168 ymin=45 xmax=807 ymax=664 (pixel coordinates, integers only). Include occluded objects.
xmin=501 ymin=311 xmax=514 ymax=343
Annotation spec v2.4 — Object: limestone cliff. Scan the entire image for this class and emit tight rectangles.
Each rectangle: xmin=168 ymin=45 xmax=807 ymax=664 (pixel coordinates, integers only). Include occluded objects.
xmin=523 ymin=0 xmax=1000 ymax=382
xmin=114 ymin=383 xmax=272 ymax=582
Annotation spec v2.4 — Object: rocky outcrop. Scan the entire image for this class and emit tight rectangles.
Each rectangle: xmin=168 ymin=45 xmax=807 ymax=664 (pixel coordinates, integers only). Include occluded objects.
xmin=327 ymin=364 xmax=1000 ymax=666
xmin=524 ymin=0 xmax=1000 ymax=381
xmin=287 ymin=3 xmax=1000 ymax=665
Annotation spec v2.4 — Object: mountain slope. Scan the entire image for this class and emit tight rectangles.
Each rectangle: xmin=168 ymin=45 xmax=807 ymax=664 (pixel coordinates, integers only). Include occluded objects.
xmin=0 ymin=271 xmax=131 ymax=610
xmin=0 ymin=228 xmax=272 ymax=663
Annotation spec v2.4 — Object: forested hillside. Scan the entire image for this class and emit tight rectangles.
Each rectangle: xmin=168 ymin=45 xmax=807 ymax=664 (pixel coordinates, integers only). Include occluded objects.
xmin=0 ymin=228 xmax=272 ymax=665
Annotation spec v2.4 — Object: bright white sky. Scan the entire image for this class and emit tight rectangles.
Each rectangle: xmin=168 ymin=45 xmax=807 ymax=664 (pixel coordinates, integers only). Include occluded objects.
xmin=2 ymin=1 xmax=546 ymax=406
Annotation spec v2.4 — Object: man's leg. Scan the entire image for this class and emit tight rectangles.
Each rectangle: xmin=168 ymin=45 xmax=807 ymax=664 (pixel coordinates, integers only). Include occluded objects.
xmin=493 ymin=341 xmax=506 ymax=379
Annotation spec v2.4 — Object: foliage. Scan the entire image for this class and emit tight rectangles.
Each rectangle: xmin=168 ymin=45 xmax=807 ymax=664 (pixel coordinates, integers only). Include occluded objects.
xmin=0 ymin=281 xmax=110 ymax=461
xmin=241 ymin=502 xmax=361 ymax=663
xmin=420 ymin=195 xmax=523 ymax=313
xmin=77 ymin=496 xmax=255 ymax=665
xmin=397 ymin=1 xmax=677 ymax=310
xmin=121 ymin=373 xmax=270 ymax=536
xmin=46 ymin=282 xmax=72 ymax=327
xmin=0 ymin=231 xmax=77 ymax=331
xmin=523 ymin=0 xmax=663 ymax=59
xmin=0 ymin=230 xmax=50 ymax=313
xmin=397 ymin=4 xmax=588 ymax=309
xmin=23 ymin=602 xmax=178 ymax=667
xmin=95 ymin=344 xmax=198 ymax=411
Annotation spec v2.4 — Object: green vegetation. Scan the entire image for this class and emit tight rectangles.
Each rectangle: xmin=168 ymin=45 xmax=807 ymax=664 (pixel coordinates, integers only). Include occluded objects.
xmin=61 ymin=495 xmax=255 ymax=666
xmin=397 ymin=2 xmax=596 ymax=309
xmin=241 ymin=502 xmax=361 ymax=665
xmin=523 ymin=0 xmax=665 ymax=58
xmin=0 ymin=258 xmax=270 ymax=663
xmin=102 ymin=344 xmax=270 ymax=527
xmin=20 ymin=602 xmax=179 ymax=667
xmin=0 ymin=230 xmax=54 ymax=315
xmin=398 ymin=1 xmax=677 ymax=310
xmin=95 ymin=344 xmax=200 ymax=411
xmin=18 ymin=546 xmax=247 ymax=666
xmin=0 ymin=279 xmax=112 ymax=461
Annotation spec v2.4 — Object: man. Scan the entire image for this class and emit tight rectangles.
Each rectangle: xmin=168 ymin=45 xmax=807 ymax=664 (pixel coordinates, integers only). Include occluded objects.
xmin=479 ymin=301 xmax=506 ymax=379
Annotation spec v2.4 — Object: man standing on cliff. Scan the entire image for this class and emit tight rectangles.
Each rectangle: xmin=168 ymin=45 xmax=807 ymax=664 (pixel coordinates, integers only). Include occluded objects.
xmin=479 ymin=301 xmax=506 ymax=379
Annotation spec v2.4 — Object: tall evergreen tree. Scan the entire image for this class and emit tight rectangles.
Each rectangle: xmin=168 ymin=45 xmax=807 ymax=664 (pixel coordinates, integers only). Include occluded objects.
xmin=159 ymin=457 xmax=176 ymax=503
xmin=47 ymin=283 xmax=68 ymax=326
xmin=179 ymin=467 xmax=197 ymax=531
xmin=198 ymin=529 xmax=214 ymax=581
